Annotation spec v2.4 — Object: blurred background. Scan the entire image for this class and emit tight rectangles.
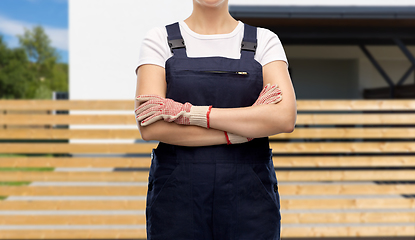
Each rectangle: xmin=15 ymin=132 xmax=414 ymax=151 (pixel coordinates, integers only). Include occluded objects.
xmin=0 ymin=1 xmax=414 ymax=240
xmin=1 ymin=0 xmax=414 ymax=101
xmin=0 ymin=0 xmax=68 ymax=100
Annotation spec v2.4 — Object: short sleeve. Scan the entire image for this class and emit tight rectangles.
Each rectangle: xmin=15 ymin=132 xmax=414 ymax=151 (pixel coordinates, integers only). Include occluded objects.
xmin=135 ymin=26 xmax=171 ymax=74
xmin=256 ymin=28 xmax=289 ymax=68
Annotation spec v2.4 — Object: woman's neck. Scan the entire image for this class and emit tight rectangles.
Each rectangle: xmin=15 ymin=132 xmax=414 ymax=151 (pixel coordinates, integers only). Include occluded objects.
xmin=184 ymin=1 xmax=238 ymax=35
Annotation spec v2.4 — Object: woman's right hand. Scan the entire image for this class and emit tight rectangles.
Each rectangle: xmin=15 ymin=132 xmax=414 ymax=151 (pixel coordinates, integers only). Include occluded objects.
xmin=135 ymin=94 xmax=211 ymax=128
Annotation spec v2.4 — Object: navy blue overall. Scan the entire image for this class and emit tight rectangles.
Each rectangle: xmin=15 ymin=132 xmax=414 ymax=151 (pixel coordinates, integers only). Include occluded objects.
xmin=145 ymin=22 xmax=281 ymax=240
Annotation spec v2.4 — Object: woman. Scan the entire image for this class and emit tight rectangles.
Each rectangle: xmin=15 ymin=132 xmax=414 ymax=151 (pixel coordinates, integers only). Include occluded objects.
xmin=134 ymin=0 xmax=297 ymax=239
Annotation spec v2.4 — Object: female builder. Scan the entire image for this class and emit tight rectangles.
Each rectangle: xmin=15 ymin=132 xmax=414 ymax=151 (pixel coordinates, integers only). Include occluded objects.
xmin=134 ymin=0 xmax=297 ymax=239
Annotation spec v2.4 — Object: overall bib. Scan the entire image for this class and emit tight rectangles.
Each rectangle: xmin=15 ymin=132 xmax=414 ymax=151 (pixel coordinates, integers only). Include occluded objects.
xmin=145 ymin=22 xmax=281 ymax=240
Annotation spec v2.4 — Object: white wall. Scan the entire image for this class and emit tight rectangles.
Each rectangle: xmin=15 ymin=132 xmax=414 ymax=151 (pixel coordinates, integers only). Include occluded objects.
xmin=69 ymin=0 xmax=193 ymax=100
xmin=69 ymin=0 xmax=415 ymax=100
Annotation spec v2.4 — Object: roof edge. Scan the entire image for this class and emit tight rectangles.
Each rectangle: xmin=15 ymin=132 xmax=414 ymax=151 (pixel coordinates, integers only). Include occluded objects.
xmin=229 ymin=6 xmax=415 ymax=19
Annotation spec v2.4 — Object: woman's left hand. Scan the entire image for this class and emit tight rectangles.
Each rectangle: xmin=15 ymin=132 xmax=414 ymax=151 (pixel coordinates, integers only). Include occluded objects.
xmin=253 ymin=83 xmax=282 ymax=105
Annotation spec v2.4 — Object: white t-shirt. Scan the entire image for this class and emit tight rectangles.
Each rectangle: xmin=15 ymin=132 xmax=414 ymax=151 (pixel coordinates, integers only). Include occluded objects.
xmin=136 ymin=20 xmax=288 ymax=72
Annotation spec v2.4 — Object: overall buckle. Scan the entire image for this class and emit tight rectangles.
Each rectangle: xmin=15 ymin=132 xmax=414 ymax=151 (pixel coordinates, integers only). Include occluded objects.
xmin=241 ymin=41 xmax=257 ymax=52
xmin=168 ymin=38 xmax=185 ymax=53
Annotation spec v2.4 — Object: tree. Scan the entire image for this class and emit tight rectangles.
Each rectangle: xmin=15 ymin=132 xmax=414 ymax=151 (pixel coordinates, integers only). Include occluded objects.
xmin=16 ymin=25 xmax=68 ymax=99
xmin=17 ymin=25 xmax=59 ymax=65
xmin=0 ymin=36 xmax=36 ymax=99
xmin=0 ymin=26 xmax=68 ymax=99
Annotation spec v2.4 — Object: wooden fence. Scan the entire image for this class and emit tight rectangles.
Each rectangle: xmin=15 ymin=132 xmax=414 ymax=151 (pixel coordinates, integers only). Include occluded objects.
xmin=0 ymin=99 xmax=414 ymax=239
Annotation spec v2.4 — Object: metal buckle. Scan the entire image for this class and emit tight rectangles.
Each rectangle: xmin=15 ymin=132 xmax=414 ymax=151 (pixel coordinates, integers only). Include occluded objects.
xmin=241 ymin=41 xmax=257 ymax=52
xmin=168 ymin=38 xmax=185 ymax=53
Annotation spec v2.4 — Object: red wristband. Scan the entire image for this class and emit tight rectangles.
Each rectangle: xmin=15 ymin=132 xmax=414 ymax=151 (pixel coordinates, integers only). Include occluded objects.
xmin=224 ymin=131 xmax=232 ymax=145
xmin=206 ymin=106 xmax=212 ymax=129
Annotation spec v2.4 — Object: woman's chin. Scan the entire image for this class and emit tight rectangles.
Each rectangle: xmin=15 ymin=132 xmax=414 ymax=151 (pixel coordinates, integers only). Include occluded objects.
xmin=195 ymin=0 xmax=227 ymax=8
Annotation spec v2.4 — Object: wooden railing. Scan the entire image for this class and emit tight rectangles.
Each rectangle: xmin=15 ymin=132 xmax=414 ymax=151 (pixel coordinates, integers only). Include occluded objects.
xmin=0 ymin=99 xmax=414 ymax=239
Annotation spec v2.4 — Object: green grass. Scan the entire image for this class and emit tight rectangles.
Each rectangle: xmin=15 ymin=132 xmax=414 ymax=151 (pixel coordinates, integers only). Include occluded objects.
xmin=0 ymin=153 xmax=59 ymax=201
xmin=0 ymin=182 xmax=32 ymax=201
xmin=0 ymin=153 xmax=55 ymax=157
xmin=0 ymin=181 xmax=31 ymax=186
xmin=0 ymin=154 xmax=29 ymax=157
xmin=0 ymin=167 xmax=54 ymax=171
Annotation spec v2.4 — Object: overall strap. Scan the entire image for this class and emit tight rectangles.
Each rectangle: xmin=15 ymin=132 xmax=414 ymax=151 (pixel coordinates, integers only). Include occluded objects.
xmin=165 ymin=22 xmax=187 ymax=57
xmin=241 ymin=23 xmax=257 ymax=59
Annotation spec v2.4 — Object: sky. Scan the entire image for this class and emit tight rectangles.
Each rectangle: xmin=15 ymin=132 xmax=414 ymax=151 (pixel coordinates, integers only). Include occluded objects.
xmin=0 ymin=0 xmax=68 ymax=63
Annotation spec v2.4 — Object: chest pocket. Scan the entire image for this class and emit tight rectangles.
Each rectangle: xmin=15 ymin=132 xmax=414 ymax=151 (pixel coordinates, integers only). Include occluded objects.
xmin=166 ymin=67 xmax=262 ymax=108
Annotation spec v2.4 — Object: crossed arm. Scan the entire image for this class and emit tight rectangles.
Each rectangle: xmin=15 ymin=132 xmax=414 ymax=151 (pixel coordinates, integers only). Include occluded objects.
xmin=134 ymin=60 xmax=297 ymax=147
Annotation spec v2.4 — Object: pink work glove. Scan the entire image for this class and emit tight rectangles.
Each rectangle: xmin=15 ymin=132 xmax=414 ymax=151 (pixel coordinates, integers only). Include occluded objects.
xmin=253 ymin=83 xmax=283 ymax=105
xmin=135 ymin=95 xmax=212 ymax=128
xmin=225 ymin=83 xmax=283 ymax=145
